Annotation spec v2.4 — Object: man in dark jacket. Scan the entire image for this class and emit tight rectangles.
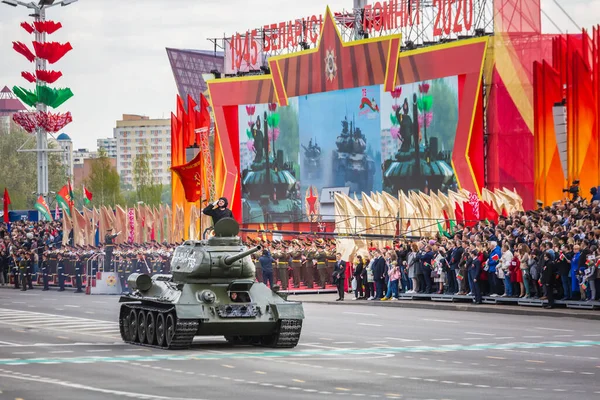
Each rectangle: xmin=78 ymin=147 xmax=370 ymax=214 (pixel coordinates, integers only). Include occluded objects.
xmin=541 ymin=251 xmax=557 ymax=308
xmin=258 ymin=250 xmax=275 ymax=288
xmin=371 ymin=250 xmax=387 ymax=299
xmin=469 ymin=249 xmax=483 ymax=304
xmin=448 ymin=240 xmax=464 ymax=294
xmin=333 ymin=253 xmax=346 ymax=301
xmin=203 ymin=197 xmax=234 ymax=226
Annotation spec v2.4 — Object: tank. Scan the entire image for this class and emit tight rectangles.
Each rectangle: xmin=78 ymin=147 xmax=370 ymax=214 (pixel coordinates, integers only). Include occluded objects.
xmin=332 ymin=116 xmax=375 ymax=194
xmin=383 ymin=93 xmax=455 ymax=193
xmin=118 ymin=218 xmax=305 ymax=350
xmin=241 ymin=111 xmax=302 ymax=223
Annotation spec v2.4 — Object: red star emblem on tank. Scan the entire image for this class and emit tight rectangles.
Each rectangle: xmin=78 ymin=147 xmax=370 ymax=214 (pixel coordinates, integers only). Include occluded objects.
xmin=305 ymin=186 xmax=318 ymax=214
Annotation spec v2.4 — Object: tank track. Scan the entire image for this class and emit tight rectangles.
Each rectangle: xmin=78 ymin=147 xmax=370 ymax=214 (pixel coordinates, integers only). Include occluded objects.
xmin=119 ymin=303 xmax=199 ymax=350
xmin=267 ymin=319 xmax=303 ymax=348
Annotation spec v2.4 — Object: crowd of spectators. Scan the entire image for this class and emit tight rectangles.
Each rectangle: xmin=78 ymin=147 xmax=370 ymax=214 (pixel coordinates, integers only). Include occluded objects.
xmin=348 ymin=198 xmax=600 ymax=308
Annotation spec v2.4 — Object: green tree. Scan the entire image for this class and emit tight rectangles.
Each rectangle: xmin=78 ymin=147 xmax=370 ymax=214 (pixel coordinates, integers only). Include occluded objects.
xmin=429 ymin=78 xmax=459 ymax=152
xmin=0 ymin=128 xmax=66 ymax=209
xmin=86 ymin=148 xmax=123 ymax=207
xmin=132 ymin=144 xmax=163 ymax=206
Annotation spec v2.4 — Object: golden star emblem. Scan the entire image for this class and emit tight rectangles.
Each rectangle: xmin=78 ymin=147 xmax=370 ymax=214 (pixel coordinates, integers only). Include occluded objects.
xmin=324 ymin=48 xmax=337 ymax=82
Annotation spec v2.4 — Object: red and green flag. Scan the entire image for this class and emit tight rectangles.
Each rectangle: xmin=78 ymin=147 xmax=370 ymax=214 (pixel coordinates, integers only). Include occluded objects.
xmin=83 ymin=185 xmax=92 ymax=205
xmin=34 ymin=195 xmax=52 ymax=221
xmin=56 ymin=184 xmax=73 ymax=217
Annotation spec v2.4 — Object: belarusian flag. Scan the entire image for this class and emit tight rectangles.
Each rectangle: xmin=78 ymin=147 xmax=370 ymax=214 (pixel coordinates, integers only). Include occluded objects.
xmin=56 ymin=184 xmax=73 ymax=217
xmin=35 ymin=195 xmax=52 ymax=221
xmin=491 ymin=253 xmax=499 ymax=262
xmin=83 ymin=185 xmax=93 ymax=205
xmin=437 ymin=220 xmax=452 ymax=239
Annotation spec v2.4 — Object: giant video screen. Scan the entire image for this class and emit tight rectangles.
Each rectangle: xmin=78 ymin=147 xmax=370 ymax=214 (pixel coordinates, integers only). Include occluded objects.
xmin=238 ymin=77 xmax=459 ymax=223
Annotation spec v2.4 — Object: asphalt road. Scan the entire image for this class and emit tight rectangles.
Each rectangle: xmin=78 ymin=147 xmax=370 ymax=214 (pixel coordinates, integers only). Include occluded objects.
xmin=0 ymin=287 xmax=599 ymax=400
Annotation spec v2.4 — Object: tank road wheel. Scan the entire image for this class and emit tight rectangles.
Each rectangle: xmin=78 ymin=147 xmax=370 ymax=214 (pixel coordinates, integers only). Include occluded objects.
xmin=128 ymin=309 xmax=138 ymax=342
xmin=156 ymin=313 xmax=166 ymax=347
xmin=165 ymin=313 xmax=176 ymax=347
xmin=119 ymin=305 xmax=131 ymax=342
xmin=138 ymin=310 xmax=147 ymax=344
xmin=145 ymin=311 xmax=156 ymax=345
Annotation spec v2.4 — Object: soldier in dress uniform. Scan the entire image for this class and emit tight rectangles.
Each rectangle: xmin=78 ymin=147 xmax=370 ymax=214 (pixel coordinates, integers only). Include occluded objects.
xmin=10 ymin=252 xmax=19 ymax=289
xmin=25 ymin=251 xmax=34 ymax=290
xmin=316 ymin=245 xmax=329 ymax=289
xmin=73 ymin=253 xmax=83 ymax=293
xmin=274 ymin=245 xmax=289 ymax=290
xmin=57 ymin=252 xmax=66 ymax=291
xmin=41 ymin=252 xmax=50 ymax=291
xmin=19 ymin=252 xmax=28 ymax=291
xmin=117 ymin=254 xmax=127 ymax=293
xmin=104 ymin=228 xmax=119 ymax=272
xmin=290 ymin=242 xmax=303 ymax=288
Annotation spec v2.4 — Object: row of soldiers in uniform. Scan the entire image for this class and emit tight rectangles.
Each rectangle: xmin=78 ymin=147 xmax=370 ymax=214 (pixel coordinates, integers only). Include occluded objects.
xmin=4 ymin=249 xmax=85 ymax=292
xmin=248 ymin=238 xmax=339 ymax=290
xmin=3 ymin=246 xmax=172 ymax=293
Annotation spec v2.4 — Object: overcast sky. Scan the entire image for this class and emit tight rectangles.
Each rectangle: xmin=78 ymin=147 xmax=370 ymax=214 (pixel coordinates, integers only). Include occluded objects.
xmin=0 ymin=0 xmax=597 ymax=150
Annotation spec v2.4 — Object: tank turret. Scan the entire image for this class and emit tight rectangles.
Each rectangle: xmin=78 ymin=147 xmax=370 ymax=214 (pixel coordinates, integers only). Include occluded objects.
xmin=118 ymin=218 xmax=304 ymax=350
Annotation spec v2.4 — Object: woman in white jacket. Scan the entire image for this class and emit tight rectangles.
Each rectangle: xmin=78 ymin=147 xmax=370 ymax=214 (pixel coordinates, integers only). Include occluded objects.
xmin=500 ymin=243 xmax=513 ymax=297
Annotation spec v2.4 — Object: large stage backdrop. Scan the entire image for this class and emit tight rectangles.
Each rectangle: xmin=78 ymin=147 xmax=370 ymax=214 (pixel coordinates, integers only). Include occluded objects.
xmin=207 ymin=7 xmax=488 ymax=225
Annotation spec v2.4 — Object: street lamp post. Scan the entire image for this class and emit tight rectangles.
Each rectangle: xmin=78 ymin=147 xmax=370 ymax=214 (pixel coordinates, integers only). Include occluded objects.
xmin=2 ymin=0 xmax=78 ymax=202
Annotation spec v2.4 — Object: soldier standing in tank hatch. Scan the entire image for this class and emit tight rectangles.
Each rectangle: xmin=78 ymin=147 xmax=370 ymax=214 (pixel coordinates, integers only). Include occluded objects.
xmin=105 ymin=228 xmax=120 ymax=272
xmin=202 ymin=197 xmax=234 ymax=226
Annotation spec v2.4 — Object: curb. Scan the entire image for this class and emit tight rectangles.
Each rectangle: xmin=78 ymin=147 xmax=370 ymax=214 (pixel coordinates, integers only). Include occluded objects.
xmin=293 ymin=298 xmax=600 ymax=321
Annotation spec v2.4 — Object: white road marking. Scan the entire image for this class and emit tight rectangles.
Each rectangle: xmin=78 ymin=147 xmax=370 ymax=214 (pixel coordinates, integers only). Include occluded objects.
xmin=535 ymin=327 xmax=574 ymax=332
xmin=465 ymin=332 xmax=495 ymax=336
xmin=342 ymin=312 xmax=378 ymax=317
xmin=63 ymin=305 xmax=81 ymax=308
xmin=384 ymin=337 xmax=421 ymax=342
xmin=0 ymin=370 xmax=209 ymax=400
xmin=422 ymin=319 xmax=459 ymax=324
xmin=358 ymin=323 xmax=382 ymax=327
xmin=0 ymin=341 xmax=18 ymax=346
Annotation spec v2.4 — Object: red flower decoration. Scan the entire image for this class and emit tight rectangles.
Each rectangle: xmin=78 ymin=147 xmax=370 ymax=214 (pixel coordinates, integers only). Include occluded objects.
xmin=391 ymin=86 xmax=402 ymax=99
xmin=36 ymin=70 xmax=63 ymax=84
xmin=20 ymin=22 xmax=34 ymax=34
xmin=245 ymin=105 xmax=256 ymax=116
xmin=418 ymin=83 xmax=430 ymax=94
xmin=12 ymin=112 xmax=38 ymax=133
xmin=392 ymin=104 xmax=400 ymax=112
xmin=21 ymin=72 xmax=36 ymax=83
xmin=33 ymin=21 xmax=62 ymax=34
xmin=268 ymin=103 xmax=278 ymax=112
xmin=32 ymin=41 xmax=73 ymax=64
xmin=13 ymin=41 xmax=35 ymax=63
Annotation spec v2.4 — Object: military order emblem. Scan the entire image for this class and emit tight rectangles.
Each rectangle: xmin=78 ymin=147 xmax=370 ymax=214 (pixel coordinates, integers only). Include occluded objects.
xmin=106 ymin=275 xmax=117 ymax=287
xmin=325 ymin=48 xmax=337 ymax=82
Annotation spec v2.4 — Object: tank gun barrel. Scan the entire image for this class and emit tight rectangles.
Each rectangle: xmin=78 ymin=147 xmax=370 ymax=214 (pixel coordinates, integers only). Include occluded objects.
xmin=222 ymin=245 xmax=262 ymax=266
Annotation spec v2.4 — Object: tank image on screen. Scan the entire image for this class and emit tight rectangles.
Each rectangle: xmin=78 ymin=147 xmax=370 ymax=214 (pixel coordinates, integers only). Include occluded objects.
xmin=332 ymin=115 xmax=375 ymax=194
xmin=239 ymin=101 xmax=302 ymax=223
xmin=301 ymin=138 xmax=322 ymax=180
xmin=118 ymin=218 xmax=305 ymax=350
xmin=381 ymin=79 xmax=458 ymax=194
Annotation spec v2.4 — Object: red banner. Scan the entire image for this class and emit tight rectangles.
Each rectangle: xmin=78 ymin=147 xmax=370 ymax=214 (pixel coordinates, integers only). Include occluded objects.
xmin=170 ymin=151 xmax=203 ymax=203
